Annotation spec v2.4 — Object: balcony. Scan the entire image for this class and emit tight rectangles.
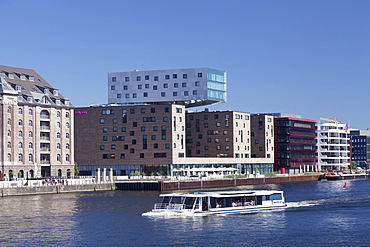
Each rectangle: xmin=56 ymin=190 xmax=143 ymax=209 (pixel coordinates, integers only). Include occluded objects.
xmin=40 ymin=126 xmax=50 ymax=130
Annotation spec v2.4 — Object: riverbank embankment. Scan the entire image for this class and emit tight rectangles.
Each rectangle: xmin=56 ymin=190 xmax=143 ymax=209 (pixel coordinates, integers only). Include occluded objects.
xmin=116 ymin=174 xmax=323 ymax=191
xmin=0 ymin=178 xmax=115 ymax=197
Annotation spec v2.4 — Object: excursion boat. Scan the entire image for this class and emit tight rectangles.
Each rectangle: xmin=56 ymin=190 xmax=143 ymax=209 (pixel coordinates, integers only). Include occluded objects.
xmin=142 ymin=190 xmax=286 ymax=216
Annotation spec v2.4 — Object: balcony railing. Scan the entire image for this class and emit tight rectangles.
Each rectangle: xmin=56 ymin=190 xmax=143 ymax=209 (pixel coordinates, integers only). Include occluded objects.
xmin=40 ymin=126 xmax=50 ymax=130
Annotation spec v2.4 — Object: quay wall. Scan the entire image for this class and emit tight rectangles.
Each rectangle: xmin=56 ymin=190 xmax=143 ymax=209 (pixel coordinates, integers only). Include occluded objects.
xmin=161 ymin=175 xmax=321 ymax=191
xmin=116 ymin=175 xmax=322 ymax=191
xmin=0 ymin=183 xmax=115 ymax=197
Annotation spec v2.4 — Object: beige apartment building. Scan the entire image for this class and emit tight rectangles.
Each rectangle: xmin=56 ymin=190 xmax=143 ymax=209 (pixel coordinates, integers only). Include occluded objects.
xmin=0 ymin=65 xmax=74 ymax=178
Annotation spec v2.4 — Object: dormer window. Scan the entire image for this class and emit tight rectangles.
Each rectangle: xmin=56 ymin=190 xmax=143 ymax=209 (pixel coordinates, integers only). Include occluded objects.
xmin=0 ymin=72 xmax=5 ymax=78
xmin=44 ymin=88 xmax=49 ymax=94
xmin=17 ymin=96 xmax=23 ymax=102
xmin=56 ymin=99 xmax=61 ymax=105
xmin=27 ymin=96 xmax=33 ymax=102
xmin=29 ymin=76 xmax=34 ymax=81
xmin=65 ymin=100 xmax=70 ymax=106
xmin=16 ymin=85 xmax=22 ymax=91
xmin=53 ymin=90 xmax=58 ymax=96
xmin=8 ymin=73 xmax=14 ymax=79
xmin=20 ymin=74 xmax=26 ymax=80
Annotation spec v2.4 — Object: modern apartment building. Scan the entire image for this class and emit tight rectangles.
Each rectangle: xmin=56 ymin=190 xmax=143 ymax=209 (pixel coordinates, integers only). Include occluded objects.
xmin=0 ymin=65 xmax=74 ymax=178
xmin=316 ymin=120 xmax=350 ymax=170
xmin=350 ymin=129 xmax=370 ymax=169
xmin=274 ymin=117 xmax=317 ymax=174
xmin=108 ymin=68 xmax=226 ymax=107
xmin=185 ymin=109 xmax=251 ymax=159
xmin=74 ymin=105 xmax=274 ymax=176
xmin=250 ymin=114 xmax=274 ymax=159
xmin=74 ymin=104 xmax=186 ymax=176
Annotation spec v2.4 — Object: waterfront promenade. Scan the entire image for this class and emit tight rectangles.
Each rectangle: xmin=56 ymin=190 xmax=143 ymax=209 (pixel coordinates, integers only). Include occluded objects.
xmin=0 ymin=177 xmax=114 ymax=197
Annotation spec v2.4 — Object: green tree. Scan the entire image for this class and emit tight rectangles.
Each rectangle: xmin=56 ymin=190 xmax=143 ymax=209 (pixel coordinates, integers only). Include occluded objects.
xmin=74 ymin=162 xmax=80 ymax=176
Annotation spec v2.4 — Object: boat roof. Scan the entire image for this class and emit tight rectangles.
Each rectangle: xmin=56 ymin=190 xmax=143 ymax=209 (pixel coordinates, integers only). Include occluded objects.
xmin=159 ymin=190 xmax=284 ymax=198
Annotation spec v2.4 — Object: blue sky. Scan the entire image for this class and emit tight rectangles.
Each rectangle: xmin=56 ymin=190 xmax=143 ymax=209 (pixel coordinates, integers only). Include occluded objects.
xmin=1 ymin=0 xmax=370 ymax=129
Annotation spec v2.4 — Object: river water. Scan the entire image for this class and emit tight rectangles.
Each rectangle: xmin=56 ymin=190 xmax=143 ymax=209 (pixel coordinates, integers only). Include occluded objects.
xmin=0 ymin=179 xmax=369 ymax=246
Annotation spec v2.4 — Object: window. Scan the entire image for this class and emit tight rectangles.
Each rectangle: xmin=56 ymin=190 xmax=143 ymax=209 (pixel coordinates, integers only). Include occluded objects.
xmin=111 ymin=145 xmax=116 ymax=149
xmin=100 ymin=145 xmax=105 ymax=150
xmin=28 ymin=142 xmax=33 ymax=148
xmin=103 ymin=154 xmax=115 ymax=159
xmin=29 ymin=109 xmax=33 ymax=115
xmin=18 ymin=153 xmax=23 ymax=162
xmin=66 ymin=133 xmax=70 ymax=139
xmin=173 ymin=74 xmax=177 ymax=79
xmin=195 ymin=81 xmax=200 ymax=86
xmin=7 ymin=118 xmax=11 ymax=125
xmin=103 ymin=128 xmax=108 ymax=133
xmin=133 ymin=122 xmax=138 ymax=127
xmin=28 ymin=120 xmax=32 ymax=126
xmin=141 ymin=126 xmax=146 ymax=132
xmin=174 ymin=83 xmax=178 ymax=88
xmin=165 ymin=75 xmax=170 ymax=80
xmin=7 ymin=107 xmax=11 ymax=113
xmin=138 ymin=85 xmax=142 ymax=89
xmin=163 ymin=117 xmax=168 ymax=122
xmin=140 ymin=153 xmax=144 ymax=158
xmin=193 ymin=90 xmax=197 ymax=95
xmin=173 ymin=92 xmax=177 ymax=96
xmin=113 ymin=127 xmax=118 ymax=132
xmin=154 ymin=76 xmax=159 ymax=81
xmin=151 ymin=135 xmax=156 ymax=140
xmin=18 ymin=131 xmax=22 ymax=137
xmin=145 ymin=84 xmax=149 ymax=89
xmin=28 ymin=131 xmax=33 ymax=137
xmin=100 ymin=118 xmax=105 ymax=124
xmin=130 ymin=109 xmax=135 ymax=114
xmin=66 ymin=143 xmax=70 ymax=149
xmin=130 ymin=148 xmax=135 ymax=153
xmin=130 ymin=131 xmax=134 ymax=136
xmin=66 ymin=122 xmax=70 ymax=128
xmin=182 ymin=82 xmax=187 ymax=87
xmin=165 ymin=144 xmax=170 ymax=149
xmin=123 ymin=85 xmax=128 ymax=90
xmin=153 ymin=85 xmax=158 ymax=90
xmin=161 ymin=92 xmax=166 ymax=97
xmin=103 ymin=136 xmax=108 ymax=141
xmin=133 ymin=93 xmax=137 ymax=98
xmin=184 ymin=91 xmax=189 ymax=96
xmin=18 ymin=108 xmax=22 ymax=114
xmin=120 ymin=153 xmax=125 ymax=159
xmin=117 ymin=94 xmax=122 ymax=98
xmin=112 ymin=77 xmax=116 ymax=82
xmin=163 ymin=83 xmax=168 ymax=88
xmin=145 ymin=75 xmax=149 ymax=80
xmin=122 ymin=127 xmax=126 ymax=132
xmin=18 ymin=142 xmax=22 ymax=148
xmin=66 ymin=112 xmax=69 ymax=118
xmin=143 ymin=92 xmax=148 ymax=97
xmin=28 ymin=154 xmax=33 ymax=162
xmin=153 ymin=126 xmax=158 ymax=131
xmin=141 ymin=108 xmax=146 ymax=113
xmin=125 ymin=77 xmax=130 ymax=81
xmin=183 ymin=74 xmax=187 ymax=79
xmin=198 ymin=72 xmax=202 ymax=77
xmin=125 ymin=94 xmax=130 ymax=98
xmin=111 ymin=85 xmax=116 ymax=90
xmin=137 ymin=76 xmax=141 ymax=81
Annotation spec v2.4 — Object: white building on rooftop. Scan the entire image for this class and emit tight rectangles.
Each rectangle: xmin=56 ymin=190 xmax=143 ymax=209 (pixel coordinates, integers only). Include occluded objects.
xmin=108 ymin=68 xmax=226 ymax=108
